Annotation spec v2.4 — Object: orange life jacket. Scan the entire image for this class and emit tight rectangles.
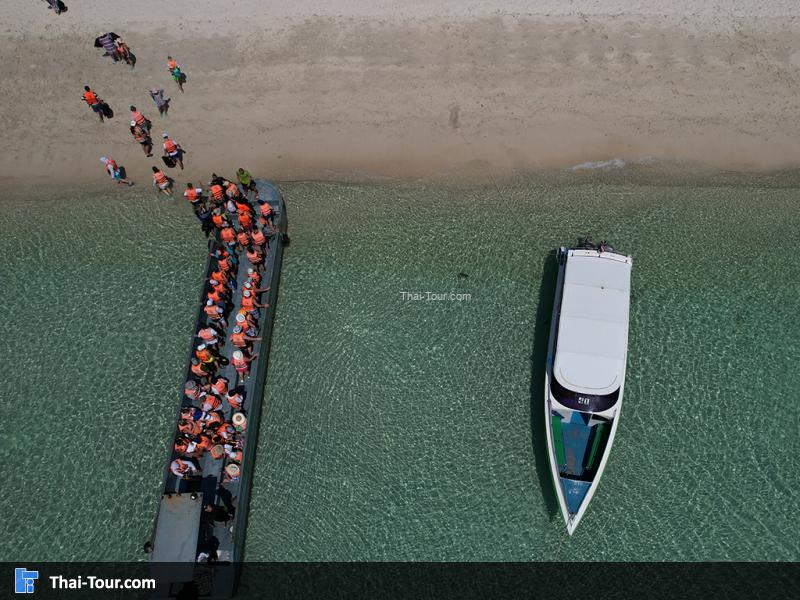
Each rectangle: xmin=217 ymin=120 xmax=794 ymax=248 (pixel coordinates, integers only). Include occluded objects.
xmin=167 ymin=58 xmax=177 ymax=70
xmin=210 ymin=184 xmax=224 ymax=200
xmin=132 ymin=111 xmax=146 ymax=126
xmin=236 ymin=231 xmax=250 ymax=246
xmin=247 ymin=248 xmax=262 ymax=263
xmin=233 ymin=356 xmax=248 ymax=370
xmin=248 ymin=271 xmax=262 ymax=286
xmin=204 ymin=304 xmax=220 ymax=319
xmin=212 ymin=379 xmax=228 ymax=395
xmin=235 ymin=200 xmax=251 ymax=214
xmin=226 ymin=393 xmax=243 ymax=409
xmin=163 ymin=138 xmax=177 ymax=154
xmin=241 ymin=295 xmax=255 ymax=311
xmin=185 ymin=188 xmax=199 ymax=202
xmin=153 ymin=170 xmax=168 ymax=185
xmin=201 ymin=394 xmax=222 ymax=411
xmin=220 ymin=227 xmax=236 ymax=243
xmin=198 ymin=328 xmax=216 ymax=341
xmin=226 ymin=183 xmax=240 ymax=198
xmin=105 ymin=158 xmax=118 ymax=172
xmin=231 ymin=331 xmax=247 ymax=347
xmin=260 ymin=202 xmax=272 ymax=216
xmin=251 ymin=229 xmax=266 ymax=246
xmin=239 ymin=212 xmax=253 ymax=229
xmin=83 ymin=90 xmax=99 ymax=105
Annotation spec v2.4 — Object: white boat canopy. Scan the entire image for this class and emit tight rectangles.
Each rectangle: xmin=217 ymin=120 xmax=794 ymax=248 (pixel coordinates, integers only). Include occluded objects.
xmin=553 ymin=250 xmax=632 ymax=396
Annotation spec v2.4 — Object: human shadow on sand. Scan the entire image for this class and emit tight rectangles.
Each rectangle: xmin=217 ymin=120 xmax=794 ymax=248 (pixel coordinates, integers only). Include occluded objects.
xmin=529 ymin=250 xmax=560 ymax=518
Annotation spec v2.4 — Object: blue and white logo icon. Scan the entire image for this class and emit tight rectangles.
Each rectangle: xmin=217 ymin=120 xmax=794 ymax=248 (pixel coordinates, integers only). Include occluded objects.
xmin=15 ymin=568 xmax=38 ymax=594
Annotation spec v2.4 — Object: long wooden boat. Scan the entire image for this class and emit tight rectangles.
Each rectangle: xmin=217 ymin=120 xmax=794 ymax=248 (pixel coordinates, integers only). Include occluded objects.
xmin=149 ymin=179 xmax=287 ymax=597
xmin=544 ymin=240 xmax=632 ymax=534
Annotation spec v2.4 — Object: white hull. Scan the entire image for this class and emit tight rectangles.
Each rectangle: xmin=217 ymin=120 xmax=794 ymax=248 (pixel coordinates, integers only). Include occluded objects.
xmin=543 ymin=245 xmax=631 ymax=534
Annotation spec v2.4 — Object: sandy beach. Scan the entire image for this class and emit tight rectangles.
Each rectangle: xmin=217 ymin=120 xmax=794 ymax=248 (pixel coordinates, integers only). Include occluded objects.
xmin=1 ymin=1 xmax=799 ymax=188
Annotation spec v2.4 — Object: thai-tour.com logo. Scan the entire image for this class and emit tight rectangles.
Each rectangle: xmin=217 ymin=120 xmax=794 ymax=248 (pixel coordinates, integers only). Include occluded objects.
xmin=13 ymin=567 xmax=156 ymax=593
xmin=15 ymin=568 xmax=38 ymax=594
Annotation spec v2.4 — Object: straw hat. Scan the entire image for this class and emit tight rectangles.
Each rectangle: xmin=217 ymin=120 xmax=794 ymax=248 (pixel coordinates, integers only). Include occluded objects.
xmin=233 ymin=326 xmax=242 ymax=334
xmin=225 ymin=463 xmax=240 ymax=478
xmin=210 ymin=445 xmax=224 ymax=460
xmin=232 ymin=412 xmax=246 ymax=427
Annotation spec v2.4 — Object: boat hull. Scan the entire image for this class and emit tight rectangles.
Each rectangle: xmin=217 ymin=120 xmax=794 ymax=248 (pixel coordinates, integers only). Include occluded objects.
xmin=543 ymin=245 xmax=630 ymax=534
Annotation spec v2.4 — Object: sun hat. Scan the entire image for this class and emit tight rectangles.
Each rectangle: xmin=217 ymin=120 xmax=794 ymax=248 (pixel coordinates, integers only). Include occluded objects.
xmin=100 ymin=157 xmax=108 ymax=164
xmin=210 ymin=445 xmax=224 ymax=460
xmin=206 ymin=299 xmax=213 ymax=306
xmin=162 ymin=133 xmax=169 ymax=138
xmin=232 ymin=412 xmax=246 ymax=427
xmin=232 ymin=350 xmax=243 ymax=360
xmin=225 ymin=463 xmax=240 ymax=478
xmin=233 ymin=326 xmax=242 ymax=333
xmin=197 ymin=344 xmax=206 ymax=351
xmin=235 ymin=313 xmax=245 ymax=323
xmin=243 ymin=290 xmax=251 ymax=297
xmin=130 ymin=120 xmax=137 ymax=127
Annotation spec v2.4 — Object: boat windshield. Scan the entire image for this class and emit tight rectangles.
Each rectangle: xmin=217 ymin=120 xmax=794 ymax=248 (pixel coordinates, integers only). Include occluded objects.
xmin=550 ymin=376 xmax=619 ymax=412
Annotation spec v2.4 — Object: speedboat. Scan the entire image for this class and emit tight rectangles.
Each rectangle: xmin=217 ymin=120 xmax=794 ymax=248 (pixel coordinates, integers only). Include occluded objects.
xmin=544 ymin=239 xmax=632 ymax=534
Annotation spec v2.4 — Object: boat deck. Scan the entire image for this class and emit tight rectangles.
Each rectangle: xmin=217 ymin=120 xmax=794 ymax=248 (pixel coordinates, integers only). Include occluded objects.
xmin=150 ymin=180 xmax=286 ymax=598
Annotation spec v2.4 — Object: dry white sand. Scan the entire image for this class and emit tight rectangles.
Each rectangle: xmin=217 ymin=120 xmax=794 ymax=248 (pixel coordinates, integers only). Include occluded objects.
xmin=1 ymin=1 xmax=800 ymax=187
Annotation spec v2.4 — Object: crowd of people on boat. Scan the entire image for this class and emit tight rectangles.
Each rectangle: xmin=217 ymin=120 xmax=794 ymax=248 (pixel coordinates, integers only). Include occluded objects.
xmin=168 ymin=176 xmax=275 ymax=491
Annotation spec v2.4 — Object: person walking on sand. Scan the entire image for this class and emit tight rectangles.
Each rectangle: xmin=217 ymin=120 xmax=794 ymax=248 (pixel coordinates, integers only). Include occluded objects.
xmin=162 ymin=133 xmax=184 ymax=170
xmin=82 ymin=86 xmax=105 ymax=122
xmin=116 ymin=37 xmax=135 ymax=69
xmin=130 ymin=121 xmax=153 ymax=157
xmin=130 ymin=105 xmax=151 ymax=132
xmin=100 ymin=157 xmax=133 ymax=186
xmin=149 ymin=88 xmax=170 ymax=117
xmin=167 ymin=56 xmax=186 ymax=93
xmin=152 ymin=166 xmax=172 ymax=196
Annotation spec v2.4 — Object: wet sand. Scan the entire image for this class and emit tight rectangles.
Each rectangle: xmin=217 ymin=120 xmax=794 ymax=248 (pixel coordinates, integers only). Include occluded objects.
xmin=2 ymin=1 xmax=799 ymax=188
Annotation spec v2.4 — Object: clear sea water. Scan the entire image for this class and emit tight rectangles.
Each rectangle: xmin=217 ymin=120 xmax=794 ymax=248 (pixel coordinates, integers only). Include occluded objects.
xmin=2 ymin=167 xmax=798 ymax=561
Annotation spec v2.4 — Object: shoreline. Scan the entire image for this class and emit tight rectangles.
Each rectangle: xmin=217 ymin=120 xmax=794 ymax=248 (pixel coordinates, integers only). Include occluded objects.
xmin=3 ymin=3 xmax=800 ymax=190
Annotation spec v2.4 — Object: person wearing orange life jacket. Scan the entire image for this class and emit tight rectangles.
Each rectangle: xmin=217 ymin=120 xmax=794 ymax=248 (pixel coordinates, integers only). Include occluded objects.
xmin=240 ymin=289 xmax=268 ymax=315
xmin=226 ymin=391 xmax=244 ymax=411
xmin=258 ymin=200 xmax=274 ymax=227
xmin=161 ymin=133 xmax=184 ymax=170
xmin=211 ymin=209 xmax=227 ymax=229
xmin=232 ymin=350 xmax=257 ymax=382
xmin=210 ymin=376 xmax=229 ymax=397
xmin=195 ymin=343 xmax=215 ymax=364
xmin=246 ymin=268 xmax=262 ymax=287
xmin=234 ymin=311 xmax=257 ymax=335
xmin=130 ymin=106 xmax=151 ymax=132
xmin=246 ymin=245 xmax=265 ymax=271
xmin=184 ymin=182 xmax=203 ymax=205
xmin=130 ymin=121 xmax=154 ymax=157
xmin=204 ymin=299 xmax=227 ymax=327
xmin=100 ymin=157 xmax=134 ymax=186
xmin=236 ymin=230 xmax=250 ymax=250
xmin=225 ymin=182 xmax=241 ymax=200
xmin=238 ymin=211 xmax=254 ymax=231
xmin=242 ymin=280 xmax=271 ymax=297
xmin=116 ymin=38 xmax=135 ymax=68
xmin=201 ymin=393 xmax=222 ymax=412
xmin=167 ymin=55 xmax=185 ymax=93
xmin=82 ymin=85 xmax=105 ymax=122
xmin=170 ymin=458 xmax=201 ymax=479
xmin=197 ymin=325 xmax=222 ymax=349
xmin=250 ymin=226 xmax=269 ymax=249
xmin=152 ymin=166 xmax=172 ymax=196
xmin=209 ymin=182 xmax=225 ymax=204
xmin=225 ymin=446 xmax=243 ymax=463
xmin=191 ymin=358 xmax=214 ymax=382
xmin=230 ymin=325 xmax=262 ymax=351
xmin=174 ymin=436 xmax=190 ymax=455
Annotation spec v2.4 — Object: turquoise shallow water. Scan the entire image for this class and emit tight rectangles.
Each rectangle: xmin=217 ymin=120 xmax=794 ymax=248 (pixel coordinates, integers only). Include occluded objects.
xmin=2 ymin=169 xmax=799 ymax=561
